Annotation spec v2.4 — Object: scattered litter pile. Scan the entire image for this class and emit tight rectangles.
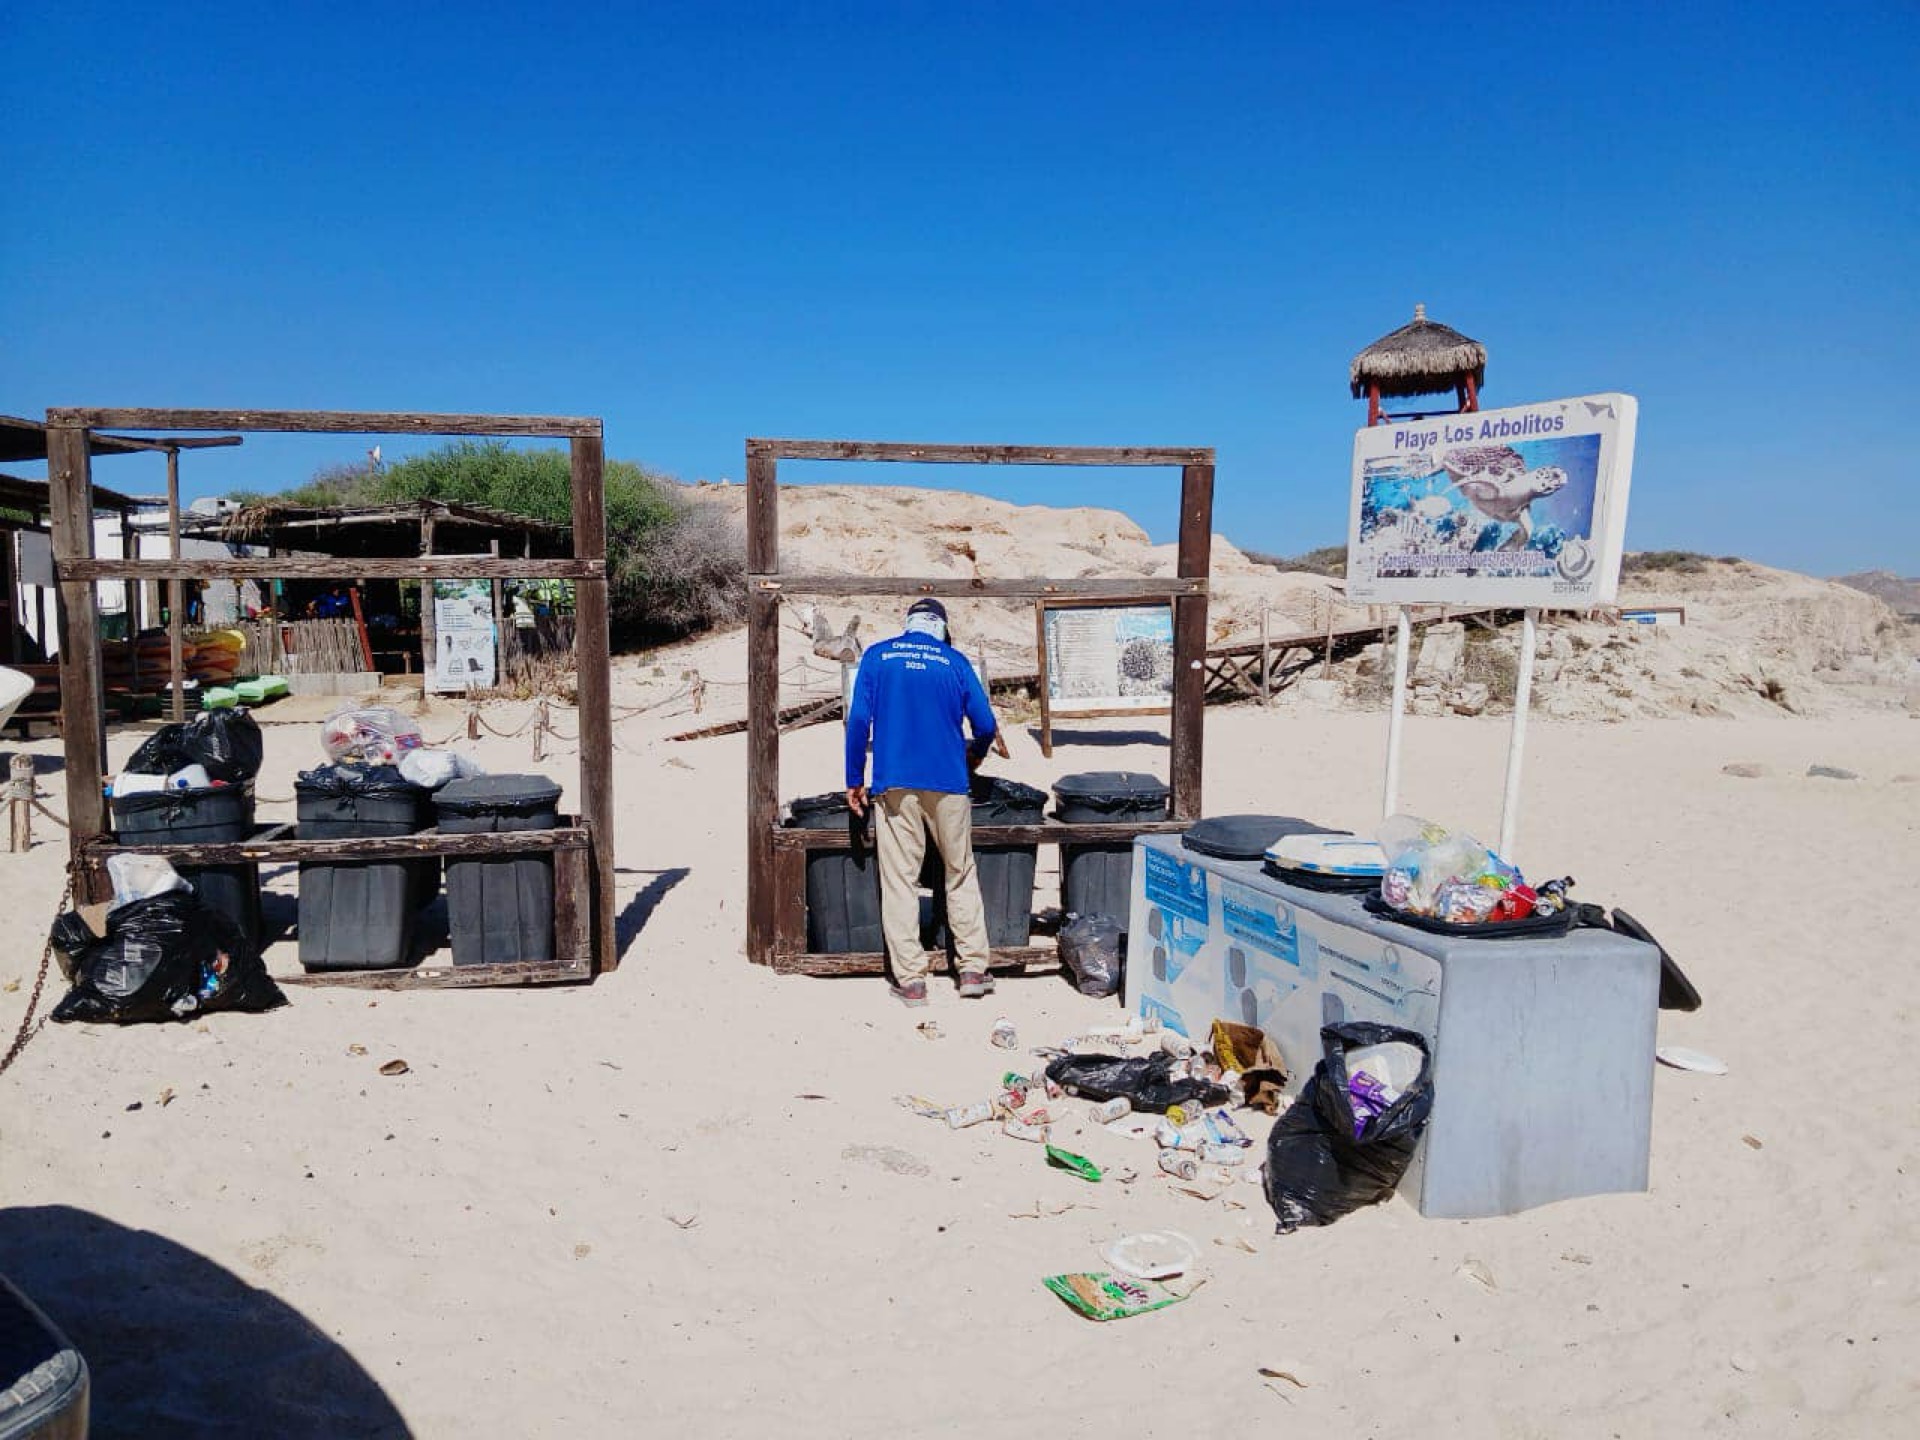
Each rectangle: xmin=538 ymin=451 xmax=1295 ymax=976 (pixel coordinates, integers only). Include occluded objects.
xmin=899 ymin=1007 xmax=1436 ymax=1322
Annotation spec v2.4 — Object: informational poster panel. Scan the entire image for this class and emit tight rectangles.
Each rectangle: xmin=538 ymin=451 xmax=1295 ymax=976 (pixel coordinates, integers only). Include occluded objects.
xmin=1035 ymin=598 xmax=1175 ymax=757
xmin=14 ymin=530 xmax=55 ymax=590
xmin=429 ymin=578 xmax=497 ymax=693
xmin=1346 ymin=393 xmax=1638 ymax=608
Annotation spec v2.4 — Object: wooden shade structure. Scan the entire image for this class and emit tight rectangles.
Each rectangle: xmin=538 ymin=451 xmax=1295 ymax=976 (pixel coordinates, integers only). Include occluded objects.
xmin=41 ymin=406 xmax=619 ymax=988
xmin=1350 ymin=304 xmax=1488 ymax=425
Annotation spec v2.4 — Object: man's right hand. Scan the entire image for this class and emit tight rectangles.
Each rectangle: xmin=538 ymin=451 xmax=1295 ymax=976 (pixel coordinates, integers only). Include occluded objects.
xmin=846 ymin=786 xmax=868 ymax=817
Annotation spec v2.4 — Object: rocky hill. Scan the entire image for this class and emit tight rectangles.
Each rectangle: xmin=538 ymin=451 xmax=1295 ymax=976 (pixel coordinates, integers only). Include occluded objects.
xmin=680 ymin=482 xmax=1919 ymax=720
xmin=1836 ymin=570 xmax=1920 ymax=618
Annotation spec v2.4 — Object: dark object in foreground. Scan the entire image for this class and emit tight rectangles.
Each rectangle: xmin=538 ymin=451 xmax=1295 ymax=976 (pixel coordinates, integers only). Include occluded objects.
xmin=435 ymin=774 xmax=564 ymax=966
xmin=296 ymin=765 xmax=436 ymax=972
xmin=50 ymin=890 xmax=284 ymax=1026
xmin=1045 ymin=1051 xmax=1229 ymax=1116
xmin=0 ymin=1272 xmax=89 ymax=1440
xmin=1263 ymin=1023 xmax=1434 ymax=1232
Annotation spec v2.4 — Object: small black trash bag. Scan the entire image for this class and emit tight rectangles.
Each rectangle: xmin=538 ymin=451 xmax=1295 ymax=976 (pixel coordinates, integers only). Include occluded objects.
xmin=50 ymin=890 xmax=285 ymax=1026
xmin=1045 ymin=1051 xmax=1229 ymax=1115
xmin=124 ymin=708 xmax=264 ymax=782
xmin=1263 ymin=1022 xmax=1434 ymax=1232
xmin=1058 ymin=913 xmax=1123 ymax=997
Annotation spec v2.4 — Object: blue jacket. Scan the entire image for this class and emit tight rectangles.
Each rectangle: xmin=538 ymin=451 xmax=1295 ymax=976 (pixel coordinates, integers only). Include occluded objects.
xmin=845 ymin=633 xmax=997 ymax=795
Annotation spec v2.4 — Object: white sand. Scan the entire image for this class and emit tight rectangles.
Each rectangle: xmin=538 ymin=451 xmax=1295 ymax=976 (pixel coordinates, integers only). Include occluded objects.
xmin=2 ymin=688 xmax=1916 ymax=1437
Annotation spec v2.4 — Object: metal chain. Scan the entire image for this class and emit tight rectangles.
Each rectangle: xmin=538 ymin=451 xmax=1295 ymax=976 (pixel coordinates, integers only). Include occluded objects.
xmin=0 ymin=871 xmax=74 ymax=1079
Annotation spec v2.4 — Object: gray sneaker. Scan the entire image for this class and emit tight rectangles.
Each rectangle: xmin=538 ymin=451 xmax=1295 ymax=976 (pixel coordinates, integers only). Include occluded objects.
xmin=891 ymin=979 xmax=929 ymax=1008
xmin=956 ymin=971 xmax=995 ymax=998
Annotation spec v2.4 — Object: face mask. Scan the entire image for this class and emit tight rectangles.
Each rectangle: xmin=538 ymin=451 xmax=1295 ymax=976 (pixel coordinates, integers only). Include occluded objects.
xmin=904 ymin=612 xmax=948 ymax=642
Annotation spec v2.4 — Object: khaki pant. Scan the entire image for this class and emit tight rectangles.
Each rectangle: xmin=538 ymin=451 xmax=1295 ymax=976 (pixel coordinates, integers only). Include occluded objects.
xmin=875 ymin=788 xmax=990 ymax=983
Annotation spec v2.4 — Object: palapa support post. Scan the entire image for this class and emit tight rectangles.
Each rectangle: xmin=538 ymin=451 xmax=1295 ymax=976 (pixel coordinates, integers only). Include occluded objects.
xmin=45 ymin=422 xmax=110 ymax=902
xmin=742 ymin=438 xmax=1214 ymax=973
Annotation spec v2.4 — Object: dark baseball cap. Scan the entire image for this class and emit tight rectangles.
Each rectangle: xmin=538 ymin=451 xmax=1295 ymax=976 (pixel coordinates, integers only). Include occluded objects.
xmin=906 ymin=598 xmax=949 ymax=623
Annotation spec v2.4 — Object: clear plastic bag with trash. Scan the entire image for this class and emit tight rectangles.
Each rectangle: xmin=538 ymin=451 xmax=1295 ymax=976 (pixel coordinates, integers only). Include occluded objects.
xmin=320 ymin=705 xmax=425 ymax=766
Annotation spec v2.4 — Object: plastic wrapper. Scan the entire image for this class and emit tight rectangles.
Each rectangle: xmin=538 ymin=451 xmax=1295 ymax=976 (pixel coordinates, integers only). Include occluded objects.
xmin=104 ymin=853 xmax=192 ymax=913
xmin=123 ymin=708 xmax=264 ymax=782
xmin=398 ymin=748 xmax=486 ymax=790
xmin=1058 ymin=913 xmax=1123 ymax=997
xmin=49 ymin=891 xmax=286 ymax=1026
xmin=1044 ymin=1051 xmax=1230 ymax=1116
xmin=319 ymin=705 xmax=425 ymax=766
xmin=1263 ymin=1022 xmax=1434 ymax=1232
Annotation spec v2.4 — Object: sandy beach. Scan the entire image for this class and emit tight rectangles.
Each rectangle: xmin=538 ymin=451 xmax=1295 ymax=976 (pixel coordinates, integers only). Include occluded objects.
xmin=2 ymin=674 xmax=1915 ymax=1438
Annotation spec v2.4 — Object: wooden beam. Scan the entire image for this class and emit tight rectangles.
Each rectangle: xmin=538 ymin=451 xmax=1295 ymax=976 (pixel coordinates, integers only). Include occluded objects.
xmin=85 ymin=825 xmax=590 ymax=866
xmin=552 ymin=841 xmax=592 ymax=968
xmin=1169 ymin=462 xmax=1214 ymax=822
xmin=280 ymin=958 xmax=590 ymax=990
xmin=746 ymin=439 xmax=1212 ymax=466
xmin=569 ymin=434 xmax=617 ymax=974
xmin=771 ymin=818 xmax=1193 ymax=849
xmin=62 ymin=556 xmax=606 ymax=581
xmin=90 ymin=434 xmax=245 ymax=452
xmin=744 ymin=446 xmax=781 ymax=966
xmin=46 ymin=424 xmax=109 ymax=899
xmin=773 ymin=945 xmax=1062 ymax=978
xmin=48 ymin=409 xmax=602 ymax=439
xmin=751 ymin=574 xmax=1207 ymax=600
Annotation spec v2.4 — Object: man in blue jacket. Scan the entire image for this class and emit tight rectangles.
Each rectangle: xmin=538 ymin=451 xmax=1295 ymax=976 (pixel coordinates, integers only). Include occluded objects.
xmin=846 ymin=598 xmax=998 ymax=1006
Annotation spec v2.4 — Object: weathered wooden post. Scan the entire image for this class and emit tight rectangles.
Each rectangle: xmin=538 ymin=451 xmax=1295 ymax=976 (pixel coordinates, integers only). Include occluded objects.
xmin=8 ymin=753 xmax=34 ymax=852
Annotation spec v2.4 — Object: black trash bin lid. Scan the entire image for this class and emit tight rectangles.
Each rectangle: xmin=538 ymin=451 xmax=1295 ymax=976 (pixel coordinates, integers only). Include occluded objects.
xmin=972 ymin=776 xmax=1048 ymax=808
xmin=1181 ymin=814 xmax=1344 ymax=861
xmin=787 ymin=791 xmax=852 ymax=819
xmin=1051 ymin=771 xmax=1170 ymax=804
xmin=295 ymin=764 xmax=424 ymax=798
xmin=110 ymin=782 xmax=251 ymax=816
xmin=434 ymin=774 xmax=564 ymax=816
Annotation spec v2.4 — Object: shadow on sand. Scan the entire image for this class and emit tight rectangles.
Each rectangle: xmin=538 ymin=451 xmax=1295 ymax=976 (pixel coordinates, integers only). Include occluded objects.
xmin=0 ymin=1206 xmax=410 ymax=1439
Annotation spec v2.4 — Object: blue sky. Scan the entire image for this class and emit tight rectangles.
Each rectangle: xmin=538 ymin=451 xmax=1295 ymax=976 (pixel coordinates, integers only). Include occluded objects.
xmin=3 ymin=2 xmax=1914 ymax=574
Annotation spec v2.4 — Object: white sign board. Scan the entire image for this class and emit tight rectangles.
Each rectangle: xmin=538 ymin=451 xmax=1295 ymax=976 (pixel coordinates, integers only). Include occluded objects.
xmin=14 ymin=530 xmax=54 ymax=589
xmin=429 ymin=578 xmax=497 ymax=693
xmin=1042 ymin=603 xmax=1175 ymax=714
xmin=1345 ymin=393 xmax=1637 ymax=608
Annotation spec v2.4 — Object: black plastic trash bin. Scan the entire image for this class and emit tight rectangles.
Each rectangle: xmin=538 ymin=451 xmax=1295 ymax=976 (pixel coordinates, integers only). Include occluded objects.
xmin=296 ymin=765 xmax=435 ymax=971
xmin=1182 ymin=813 xmax=1343 ymax=861
xmin=788 ymin=792 xmax=883 ymax=955
xmin=926 ymin=776 xmax=1049 ymax=948
xmin=434 ymin=774 xmax=563 ymax=966
xmin=0 ymin=1274 xmax=89 ymax=1440
xmin=111 ymin=785 xmax=260 ymax=954
xmin=1052 ymin=771 xmax=1170 ymax=932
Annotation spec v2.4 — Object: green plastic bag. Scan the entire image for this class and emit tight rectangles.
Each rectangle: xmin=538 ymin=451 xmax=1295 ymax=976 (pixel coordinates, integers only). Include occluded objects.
xmin=1043 ymin=1272 xmax=1194 ymax=1322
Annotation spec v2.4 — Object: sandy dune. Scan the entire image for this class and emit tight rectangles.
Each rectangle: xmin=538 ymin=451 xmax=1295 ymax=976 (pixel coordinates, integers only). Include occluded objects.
xmin=2 ymin=664 xmax=1916 ymax=1436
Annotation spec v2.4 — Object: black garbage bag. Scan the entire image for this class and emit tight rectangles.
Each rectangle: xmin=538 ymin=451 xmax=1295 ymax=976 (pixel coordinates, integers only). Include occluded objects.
xmin=124 ymin=708 xmax=264 ymax=782
xmin=50 ymin=890 xmax=285 ymax=1026
xmin=1263 ymin=1022 xmax=1434 ymax=1232
xmin=1058 ymin=913 xmax=1123 ymax=997
xmin=1045 ymin=1051 xmax=1229 ymax=1115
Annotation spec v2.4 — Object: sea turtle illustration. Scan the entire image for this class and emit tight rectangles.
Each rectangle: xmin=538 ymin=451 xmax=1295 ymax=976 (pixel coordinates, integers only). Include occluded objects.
xmin=1438 ymin=446 xmax=1567 ymax=548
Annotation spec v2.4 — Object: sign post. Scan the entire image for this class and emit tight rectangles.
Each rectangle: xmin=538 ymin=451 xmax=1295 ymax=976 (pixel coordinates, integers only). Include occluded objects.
xmin=1347 ymin=394 xmax=1638 ymax=852
xmin=1034 ymin=598 xmax=1176 ymax=758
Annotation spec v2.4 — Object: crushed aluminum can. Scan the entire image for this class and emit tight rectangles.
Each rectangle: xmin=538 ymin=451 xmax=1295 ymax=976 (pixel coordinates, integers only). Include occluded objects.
xmin=990 ymin=1017 xmax=1018 ymax=1050
xmin=1197 ymin=1142 xmax=1246 ymax=1167
xmin=1160 ymin=1032 xmax=1195 ymax=1060
xmin=1089 ymin=1097 xmax=1131 ymax=1124
xmin=1002 ymin=1114 xmax=1050 ymax=1142
xmin=945 ymin=1101 xmax=995 ymax=1130
xmin=1157 ymin=1150 xmax=1199 ymax=1181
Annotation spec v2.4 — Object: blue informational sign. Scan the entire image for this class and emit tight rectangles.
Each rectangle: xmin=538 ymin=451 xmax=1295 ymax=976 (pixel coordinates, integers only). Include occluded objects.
xmin=1221 ymin=878 xmax=1300 ymax=968
xmin=1141 ymin=846 xmax=1209 ymax=926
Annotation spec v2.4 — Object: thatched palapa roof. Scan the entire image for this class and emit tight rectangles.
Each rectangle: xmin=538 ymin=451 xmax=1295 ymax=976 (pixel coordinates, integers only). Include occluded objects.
xmin=184 ymin=499 xmax=572 ymax=560
xmin=1349 ymin=305 xmax=1487 ymax=399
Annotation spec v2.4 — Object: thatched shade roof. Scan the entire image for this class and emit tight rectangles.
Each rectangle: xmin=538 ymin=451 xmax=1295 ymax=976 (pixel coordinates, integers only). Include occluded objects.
xmin=1349 ymin=305 xmax=1487 ymax=399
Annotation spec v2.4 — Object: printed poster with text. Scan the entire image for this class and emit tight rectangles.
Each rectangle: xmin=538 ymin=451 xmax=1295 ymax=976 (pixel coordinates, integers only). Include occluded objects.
xmin=1043 ymin=603 xmax=1175 ymax=713
xmin=1345 ymin=393 xmax=1637 ymax=608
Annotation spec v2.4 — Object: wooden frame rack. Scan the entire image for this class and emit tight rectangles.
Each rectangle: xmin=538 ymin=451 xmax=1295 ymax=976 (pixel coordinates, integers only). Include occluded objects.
xmin=744 ymin=438 xmax=1214 ymax=975
xmin=43 ymin=407 xmax=618 ymax=987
